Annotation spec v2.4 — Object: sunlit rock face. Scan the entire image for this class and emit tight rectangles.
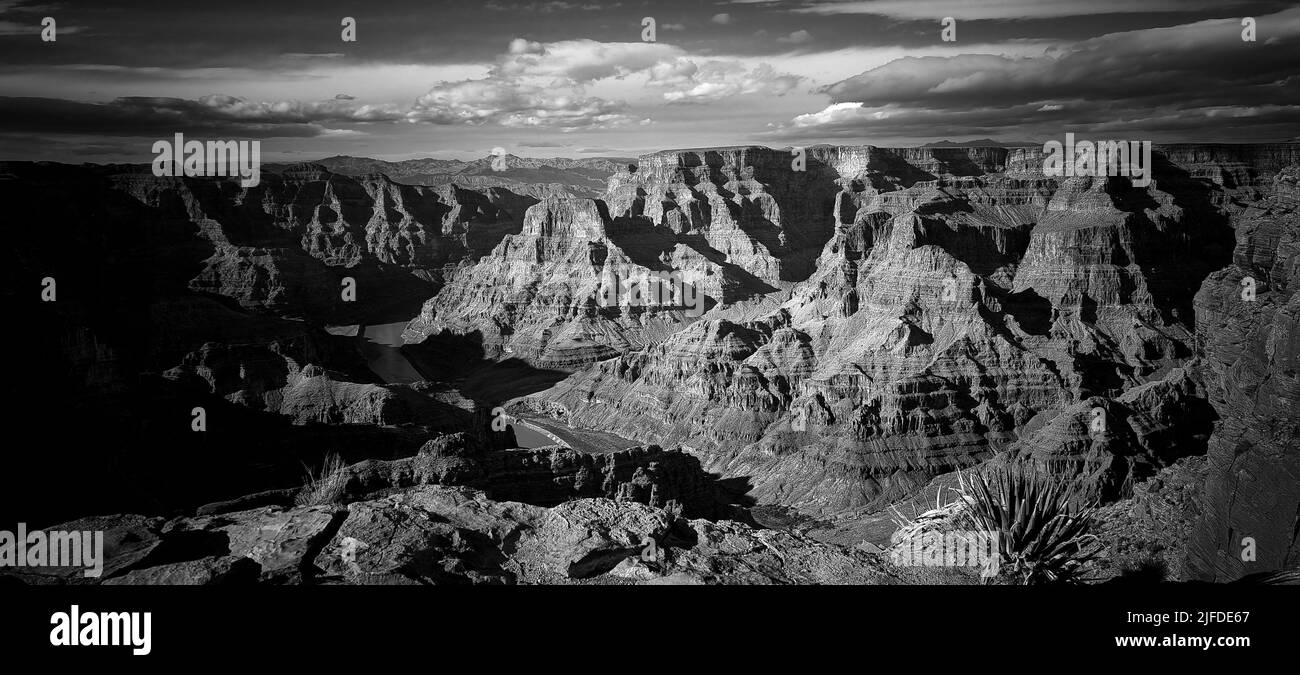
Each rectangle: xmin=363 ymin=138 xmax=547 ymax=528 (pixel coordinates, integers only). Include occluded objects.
xmin=512 ymin=145 xmax=1300 ymax=520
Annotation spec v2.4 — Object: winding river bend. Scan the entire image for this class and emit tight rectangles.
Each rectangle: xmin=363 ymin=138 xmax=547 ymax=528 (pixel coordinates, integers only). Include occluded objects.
xmin=356 ymin=322 xmax=554 ymax=449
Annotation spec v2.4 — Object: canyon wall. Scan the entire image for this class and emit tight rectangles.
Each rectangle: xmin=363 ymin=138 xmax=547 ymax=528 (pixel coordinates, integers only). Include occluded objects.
xmin=0 ymin=162 xmax=534 ymax=523
xmin=4 ymin=146 xmax=1296 ymax=579
xmin=495 ymin=145 xmax=1300 ymax=531
xmin=1187 ymin=165 xmax=1300 ymax=579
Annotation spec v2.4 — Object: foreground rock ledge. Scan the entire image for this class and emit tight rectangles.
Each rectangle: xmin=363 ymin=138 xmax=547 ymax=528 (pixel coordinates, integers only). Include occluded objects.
xmin=4 ymin=485 xmax=924 ymax=586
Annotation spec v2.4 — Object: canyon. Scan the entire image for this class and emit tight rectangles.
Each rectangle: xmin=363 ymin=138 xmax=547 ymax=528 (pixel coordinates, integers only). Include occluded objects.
xmin=1 ymin=143 xmax=1296 ymax=584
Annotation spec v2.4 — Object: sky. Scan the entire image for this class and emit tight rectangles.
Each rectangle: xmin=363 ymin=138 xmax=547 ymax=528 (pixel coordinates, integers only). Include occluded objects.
xmin=0 ymin=0 xmax=1297 ymax=163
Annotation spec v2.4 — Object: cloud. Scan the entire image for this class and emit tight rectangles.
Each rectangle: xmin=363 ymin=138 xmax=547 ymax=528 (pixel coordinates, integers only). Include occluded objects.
xmin=483 ymin=1 xmax=614 ymax=11
xmin=408 ymin=78 xmax=641 ymax=131
xmin=402 ymin=39 xmax=684 ymax=131
xmin=769 ymin=8 xmax=1300 ymax=142
xmin=821 ymin=13 xmax=1300 ymax=108
xmin=0 ymin=1 xmax=64 ymax=11
xmin=0 ymin=1 xmax=85 ymax=35
xmin=493 ymin=38 xmax=682 ymax=84
xmin=0 ymin=20 xmax=82 ymax=36
xmin=489 ymin=37 xmax=803 ymax=103
xmin=648 ymin=59 xmax=804 ymax=103
xmin=408 ymin=37 xmax=804 ymax=126
xmin=0 ymin=132 xmax=142 ymax=162
xmin=777 ymin=30 xmax=813 ymax=45
xmin=185 ymin=94 xmax=406 ymax=123
xmin=785 ymin=101 xmax=874 ymax=128
xmin=783 ymin=0 xmax=1230 ymax=19
xmin=711 ymin=13 xmax=732 ymax=24
xmin=0 ymin=95 xmax=391 ymax=138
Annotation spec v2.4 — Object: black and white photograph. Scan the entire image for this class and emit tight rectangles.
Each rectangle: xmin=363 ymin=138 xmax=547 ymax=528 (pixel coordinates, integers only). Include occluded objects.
xmin=0 ymin=0 xmax=1297 ymax=660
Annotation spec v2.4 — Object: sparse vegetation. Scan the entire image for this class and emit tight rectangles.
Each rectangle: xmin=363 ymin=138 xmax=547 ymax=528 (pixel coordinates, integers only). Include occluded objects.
xmin=958 ymin=462 xmax=1101 ymax=585
xmin=295 ymin=452 xmax=350 ymax=507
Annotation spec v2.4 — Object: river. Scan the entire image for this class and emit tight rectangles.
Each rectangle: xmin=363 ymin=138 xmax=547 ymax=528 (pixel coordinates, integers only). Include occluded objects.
xmin=359 ymin=322 xmax=424 ymax=384
xmin=349 ymin=322 xmax=554 ymax=448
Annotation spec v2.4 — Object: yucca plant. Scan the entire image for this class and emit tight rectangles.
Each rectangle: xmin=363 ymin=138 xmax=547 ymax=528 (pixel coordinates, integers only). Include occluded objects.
xmin=295 ymin=452 xmax=350 ymax=506
xmin=957 ymin=463 xmax=1100 ymax=584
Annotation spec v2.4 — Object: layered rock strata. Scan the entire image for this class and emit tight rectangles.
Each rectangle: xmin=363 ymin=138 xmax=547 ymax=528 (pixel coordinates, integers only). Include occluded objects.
xmin=1187 ymin=165 xmax=1300 ymax=580
xmin=524 ymin=145 xmax=1300 ymax=518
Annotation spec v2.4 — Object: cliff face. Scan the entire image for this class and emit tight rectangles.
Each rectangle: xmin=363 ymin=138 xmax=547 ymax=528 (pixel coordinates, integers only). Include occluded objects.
xmin=0 ymin=163 xmax=530 ymax=524
xmin=400 ymin=147 xmax=844 ymax=367
xmin=403 ymin=194 xmax=739 ymax=368
xmin=512 ymin=145 xmax=1300 ymax=520
xmin=1188 ymin=165 xmax=1300 ymax=580
xmin=104 ymin=164 xmax=534 ymax=324
xmin=608 ymin=147 xmax=843 ymax=284
xmin=1 ymin=162 xmax=541 ymax=427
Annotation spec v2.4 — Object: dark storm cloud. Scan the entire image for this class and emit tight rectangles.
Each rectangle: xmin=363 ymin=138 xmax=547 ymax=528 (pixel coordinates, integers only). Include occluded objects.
xmin=0 ymin=0 xmax=1135 ymax=71
xmin=821 ymin=26 xmax=1300 ymax=108
xmin=0 ymin=0 xmax=661 ymax=69
xmin=0 ymin=132 xmax=139 ymax=160
xmin=772 ymin=0 xmax=1243 ymax=19
xmin=770 ymin=8 xmax=1300 ymax=143
xmin=2 ymin=0 xmax=1298 ymax=156
xmin=722 ymin=0 xmax=1298 ymax=52
xmin=0 ymin=0 xmax=511 ymax=68
xmin=772 ymin=100 xmax=1300 ymax=143
xmin=484 ymin=1 xmax=616 ymax=12
xmin=0 ymin=95 xmax=404 ymax=137
xmin=5 ymin=0 xmax=1292 ymax=70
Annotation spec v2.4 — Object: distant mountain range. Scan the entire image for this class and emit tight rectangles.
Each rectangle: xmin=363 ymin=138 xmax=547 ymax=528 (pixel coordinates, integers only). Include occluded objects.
xmin=921 ymin=138 xmax=1038 ymax=148
xmin=284 ymin=146 xmax=1043 ymax=197
xmin=268 ymin=154 xmax=636 ymax=199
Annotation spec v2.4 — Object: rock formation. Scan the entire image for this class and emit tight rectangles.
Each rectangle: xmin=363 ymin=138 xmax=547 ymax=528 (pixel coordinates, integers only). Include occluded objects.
xmin=6 ymin=484 xmax=897 ymax=586
xmin=0 ymin=162 xmax=531 ymax=524
xmin=512 ymin=145 xmax=1299 ymax=546
xmin=295 ymin=154 xmax=629 ymax=200
xmin=4 ymin=144 xmax=1297 ymax=583
xmin=1187 ymin=164 xmax=1300 ymax=579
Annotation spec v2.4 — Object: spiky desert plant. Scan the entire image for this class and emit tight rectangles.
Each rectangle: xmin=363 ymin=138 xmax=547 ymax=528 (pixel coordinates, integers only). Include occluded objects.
xmin=957 ymin=463 xmax=1100 ymax=584
xmin=295 ymin=452 xmax=349 ymax=506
